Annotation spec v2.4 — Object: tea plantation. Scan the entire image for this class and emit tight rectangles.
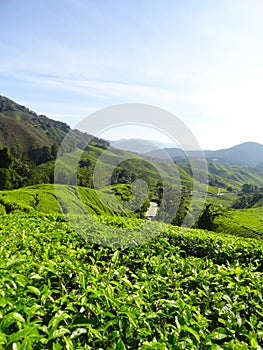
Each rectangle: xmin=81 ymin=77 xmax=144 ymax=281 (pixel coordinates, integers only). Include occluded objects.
xmin=1 ymin=212 xmax=263 ymax=349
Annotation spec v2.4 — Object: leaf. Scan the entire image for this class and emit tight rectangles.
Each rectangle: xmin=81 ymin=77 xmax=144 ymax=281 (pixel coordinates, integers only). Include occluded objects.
xmin=87 ymin=325 xmax=103 ymax=340
xmin=111 ymin=250 xmax=119 ymax=263
xmin=52 ymin=341 xmax=63 ymax=350
xmin=1 ymin=312 xmax=25 ymax=331
xmin=12 ymin=343 xmax=18 ymax=350
xmin=70 ymin=328 xmax=87 ymax=339
xmin=12 ymin=312 xmax=25 ymax=323
xmin=250 ymin=337 xmax=258 ymax=348
xmin=48 ymin=312 xmax=70 ymax=331
xmin=49 ymin=327 xmax=70 ymax=339
xmin=7 ymin=327 xmax=39 ymax=344
xmin=21 ymin=339 xmax=32 ymax=350
xmin=116 ymin=339 xmax=126 ymax=350
xmin=29 ymin=273 xmax=42 ymax=280
xmin=182 ymin=325 xmax=200 ymax=342
xmin=209 ymin=327 xmax=228 ymax=341
xmin=0 ymin=330 xmax=7 ymax=346
xmin=27 ymin=286 xmax=41 ymax=296
xmin=107 ymin=330 xmax=120 ymax=341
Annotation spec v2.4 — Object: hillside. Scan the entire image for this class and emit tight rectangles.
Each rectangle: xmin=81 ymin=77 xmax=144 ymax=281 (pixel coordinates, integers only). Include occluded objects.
xmin=0 ymin=184 xmax=144 ymax=218
xmin=0 ymin=95 xmax=108 ymax=156
xmin=1 ymin=96 xmax=263 ymax=233
xmin=206 ymin=142 xmax=263 ymax=166
xmin=1 ymin=95 xmax=262 ymax=194
xmin=0 ymin=95 xmax=69 ymax=152
xmin=207 ymin=162 xmax=263 ymax=190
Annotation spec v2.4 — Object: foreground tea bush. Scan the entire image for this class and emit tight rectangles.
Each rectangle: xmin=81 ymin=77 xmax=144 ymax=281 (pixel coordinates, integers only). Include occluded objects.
xmin=0 ymin=213 xmax=263 ymax=349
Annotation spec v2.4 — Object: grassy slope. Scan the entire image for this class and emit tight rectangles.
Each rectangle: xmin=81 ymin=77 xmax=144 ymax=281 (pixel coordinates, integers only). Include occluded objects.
xmin=0 ymin=184 xmax=136 ymax=217
xmin=60 ymin=147 xmax=263 ymax=192
xmin=38 ymin=142 xmax=263 ymax=205
xmin=214 ymin=207 xmax=263 ymax=239
xmin=0 ymin=95 xmax=69 ymax=151
xmin=1 ymin=181 xmax=263 ymax=241
xmin=208 ymin=162 xmax=263 ymax=190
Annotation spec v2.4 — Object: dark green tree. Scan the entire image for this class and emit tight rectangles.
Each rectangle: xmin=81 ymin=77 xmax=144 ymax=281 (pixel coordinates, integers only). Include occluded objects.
xmin=197 ymin=204 xmax=226 ymax=231
xmin=0 ymin=168 xmax=13 ymax=189
xmin=28 ymin=145 xmax=52 ymax=165
xmin=0 ymin=147 xmax=12 ymax=168
xmin=51 ymin=143 xmax=59 ymax=159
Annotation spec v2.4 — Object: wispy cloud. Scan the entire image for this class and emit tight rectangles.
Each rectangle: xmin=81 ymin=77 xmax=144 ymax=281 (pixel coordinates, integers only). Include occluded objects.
xmin=1 ymin=0 xmax=263 ymax=148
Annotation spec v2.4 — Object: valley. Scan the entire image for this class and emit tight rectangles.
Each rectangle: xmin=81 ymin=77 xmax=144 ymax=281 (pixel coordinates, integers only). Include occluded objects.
xmin=1 ymin=96 xmax=263 ymax=348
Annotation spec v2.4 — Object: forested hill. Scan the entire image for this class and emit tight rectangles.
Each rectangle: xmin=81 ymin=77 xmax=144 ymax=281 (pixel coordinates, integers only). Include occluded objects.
xmin=0 ymin=96 xmax=111 ymax=189
xmin=0 ymin=95 xmax=109 ymax=157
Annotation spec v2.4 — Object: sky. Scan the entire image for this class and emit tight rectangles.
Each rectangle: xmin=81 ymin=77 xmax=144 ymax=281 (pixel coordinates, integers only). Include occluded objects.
xmin=1 ymin=0 xmax=263 ymax=150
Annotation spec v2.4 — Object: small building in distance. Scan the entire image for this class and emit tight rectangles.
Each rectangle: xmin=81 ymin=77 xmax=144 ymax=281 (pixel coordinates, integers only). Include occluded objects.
xmin=145 ymin=202 xmax=158 ymax=221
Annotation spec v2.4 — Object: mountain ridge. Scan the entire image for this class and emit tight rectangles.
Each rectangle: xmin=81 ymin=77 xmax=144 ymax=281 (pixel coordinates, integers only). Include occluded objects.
xmin=0 ymin=95 xmax=109 ymax=156
xmin=1 ymin=95 xmax=263 ymax=168
xmin=142 ymin=141 xmax=263 ymax=167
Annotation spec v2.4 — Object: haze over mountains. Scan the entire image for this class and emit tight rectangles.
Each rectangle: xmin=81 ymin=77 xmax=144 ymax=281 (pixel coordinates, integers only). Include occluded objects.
xmin=110 ymin=138 xmax=263 ymax=167
xmin=109 ymin=138 xmax=180 ymax=154
xmin=143 ymin=142 xmax=263 ymax=167
xmin=1 ymin=95 xmax=263 ymax=168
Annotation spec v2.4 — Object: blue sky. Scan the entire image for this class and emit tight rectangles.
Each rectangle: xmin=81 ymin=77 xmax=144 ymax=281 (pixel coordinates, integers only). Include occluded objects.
xmin=1 ymin=0 xmax=263 ymax=149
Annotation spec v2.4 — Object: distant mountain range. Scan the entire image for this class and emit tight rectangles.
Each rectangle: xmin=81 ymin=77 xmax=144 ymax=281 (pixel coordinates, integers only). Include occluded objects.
xmin=142 ymin=142 xmax=263 ymax=167
xmin=1 ymin=95 xmax=263 ymax=168
xmin=110 ymin=137 xmax=263 ymax=167
xmin=109 ymin=138 xmax=179 ymax=154
xmin=205 ymin=142 xmax=263 ymax=166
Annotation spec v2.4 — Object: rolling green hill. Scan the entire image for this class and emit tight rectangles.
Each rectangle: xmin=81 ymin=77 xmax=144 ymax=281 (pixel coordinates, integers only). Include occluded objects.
xmin=1 ymin=95 xmax=263 ymax=237
xmin=1 ymin=96 xmax=263 ymax=348
xmin=208 ymin=162 xmax=263 ymax=189
xmin=0 ymin=95 xmax=108 ymax=157
xmin=0 ymin=184 xmax=143 ymax=218
xmin=1 ymin=95 xmax=263 ymax=198
xmin=215 ymin=207 xmax=263 ymax=239
xmin=0 ymin=95 xmax=69 ymax=152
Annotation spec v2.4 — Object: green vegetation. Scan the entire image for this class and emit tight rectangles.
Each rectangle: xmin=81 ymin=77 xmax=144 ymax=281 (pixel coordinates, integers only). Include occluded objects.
xmin=1 ymin=213 xmax=263 ymax=348
xmin=233 ymin=184 xmax=263 ymax=209
xmin=0 ymin=96 xmax=110 ymax=190
xmin=0 ymin=184 xmax=147 ymax=218
xmin=1 ymin=95 xmax=263 ymax=348
xmin=208 ymin=163 xmax=263 ymax=191
xmin=198 ymin=184 xmax=263 ymax=239
xmin=215 ymin=207 xmax=263 ymax=239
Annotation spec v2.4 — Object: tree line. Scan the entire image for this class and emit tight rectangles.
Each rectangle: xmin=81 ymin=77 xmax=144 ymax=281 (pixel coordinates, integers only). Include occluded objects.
xmin=0 ymin=145 xmax=59 ymax=190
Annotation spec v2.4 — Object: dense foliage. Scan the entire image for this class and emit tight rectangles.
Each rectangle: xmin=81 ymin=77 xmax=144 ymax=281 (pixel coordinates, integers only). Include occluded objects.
xmin=233 ymin=184 xmax=263 ymax=209
xmin=1 ymin=95 xmax=263 ymax=349
xmin=0 ymin=213 xmax=263 ymax=349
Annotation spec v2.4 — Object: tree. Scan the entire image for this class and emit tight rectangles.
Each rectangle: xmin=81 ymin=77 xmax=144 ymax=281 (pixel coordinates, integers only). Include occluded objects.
xmin=28 ymin=145 xmax=52 ymax=165
xmin=51 ymin=143 xmax=59 ymax=159
xmin=196 ymin=204 xmax=225 ymax=231
xmin=78 ymin=166 xmax=93 ymax=187
xmin=0 ymin=168 xmax=13 ymax=190
xmin=0 ymin=147 xmax=12 ymax=168
xmin=241 ymin=183 xmax=256 ymax=194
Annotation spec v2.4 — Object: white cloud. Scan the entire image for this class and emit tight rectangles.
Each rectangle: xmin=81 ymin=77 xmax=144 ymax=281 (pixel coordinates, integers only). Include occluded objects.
xmin=1 ymin=0 xmax=263 ymax=149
